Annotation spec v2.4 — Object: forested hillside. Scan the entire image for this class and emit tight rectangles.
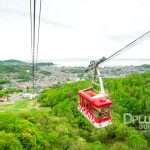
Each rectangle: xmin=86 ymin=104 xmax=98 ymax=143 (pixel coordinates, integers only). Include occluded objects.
xmin=0 ymin=72 xmax=150 ymax=149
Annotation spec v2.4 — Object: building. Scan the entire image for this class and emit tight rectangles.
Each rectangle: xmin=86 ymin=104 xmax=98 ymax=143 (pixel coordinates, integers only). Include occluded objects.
xmin=22 ymin=93 xmax=38 ymax=99
xmin=0 ymin=96 xmax=8 ymax=102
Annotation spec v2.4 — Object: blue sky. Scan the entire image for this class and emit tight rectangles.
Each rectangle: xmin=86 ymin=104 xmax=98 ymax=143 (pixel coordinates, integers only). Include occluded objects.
xmin=0 ymin=0 xmax=150 ymax=61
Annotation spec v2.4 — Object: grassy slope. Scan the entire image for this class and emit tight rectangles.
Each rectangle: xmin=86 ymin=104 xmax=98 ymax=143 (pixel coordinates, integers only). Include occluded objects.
xmin=0 ymin=100 xmax=46 ymax=112
xmin=0 ymin=100 xmax=33 ymax=112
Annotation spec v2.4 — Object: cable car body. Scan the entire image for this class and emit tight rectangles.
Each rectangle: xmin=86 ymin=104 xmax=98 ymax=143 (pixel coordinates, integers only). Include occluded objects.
xmin=78 ymin=64 xmax=112 ymax=128
xmin=78 ymin=89 xmax=112 ymax=128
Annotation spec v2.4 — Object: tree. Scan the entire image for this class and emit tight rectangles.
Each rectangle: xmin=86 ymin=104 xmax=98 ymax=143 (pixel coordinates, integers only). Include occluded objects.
xmin=0 ymin=131 xmax=22 ymax=150
xmin=126 ymin=131 xmax=148 ymax=150
xmin=110 ymin=142 xmax=128 ymax=150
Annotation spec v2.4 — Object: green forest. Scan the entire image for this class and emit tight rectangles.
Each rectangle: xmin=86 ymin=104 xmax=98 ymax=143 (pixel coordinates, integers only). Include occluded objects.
xmin=0 ymin=72 xmax=150 ymax=150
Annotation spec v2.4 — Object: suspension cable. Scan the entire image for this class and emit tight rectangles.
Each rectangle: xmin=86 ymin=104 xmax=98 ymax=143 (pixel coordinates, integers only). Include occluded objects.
xmin=31 ymin=0 xmax=36 ymax=93
xmin=30 ymin=0 xmax=42 ymax=93
xmin=85 ymin=30 xmax=150 ymax=72
xmin=30 ymin=0 xmax=33 ymax=50
xmin=100 ymin=30 xmax=150 ymax=66
xmin=36 ymin=0 xmax=42 ymax=65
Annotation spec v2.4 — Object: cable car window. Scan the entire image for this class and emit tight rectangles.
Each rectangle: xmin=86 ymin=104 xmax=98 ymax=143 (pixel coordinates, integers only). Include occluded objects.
xmin=93 ymin=107 xmax=101 ymax=118
xmin=84 ymin=100 xmax=88 ymax=110
xmin=102 ymin=107 xmax=108 ymax=118
xmin=80 ymin=97 xmax=82 ymax=105
xmin=90 ymin=105 xmax=93 ymax=113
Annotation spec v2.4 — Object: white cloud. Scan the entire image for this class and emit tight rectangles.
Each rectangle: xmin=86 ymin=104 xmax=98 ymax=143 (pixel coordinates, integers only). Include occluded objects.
xmin=0 ymin=0 xmax=150 ymax=61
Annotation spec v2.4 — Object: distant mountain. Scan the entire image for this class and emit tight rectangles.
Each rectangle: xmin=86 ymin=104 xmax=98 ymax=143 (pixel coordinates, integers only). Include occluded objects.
xmin=36 ymin=62 xmax=54 ymax=66
xmin=0 ymin=59 xmax=54 ymax=66
xmin=0 ymin=59 xmax=27 ymax=65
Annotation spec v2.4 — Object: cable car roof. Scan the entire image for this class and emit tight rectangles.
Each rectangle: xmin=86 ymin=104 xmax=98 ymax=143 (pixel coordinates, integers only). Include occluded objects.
xmin=93 ymin=97 xmax=112 ymax=107
xmin=78 ymin=90 xmax=112 ymax=107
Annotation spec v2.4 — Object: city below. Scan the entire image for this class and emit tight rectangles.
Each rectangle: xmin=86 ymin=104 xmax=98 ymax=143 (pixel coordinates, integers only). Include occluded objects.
xmin=0 ymin=59 xmax=149 ymax=103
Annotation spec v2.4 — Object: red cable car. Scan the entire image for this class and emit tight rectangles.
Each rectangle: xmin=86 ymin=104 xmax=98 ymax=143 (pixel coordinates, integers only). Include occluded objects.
xmin=78 ymin=88 xmax=112 ymax=128
xmin=78 ymin=59 xmax=112 ymax=128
